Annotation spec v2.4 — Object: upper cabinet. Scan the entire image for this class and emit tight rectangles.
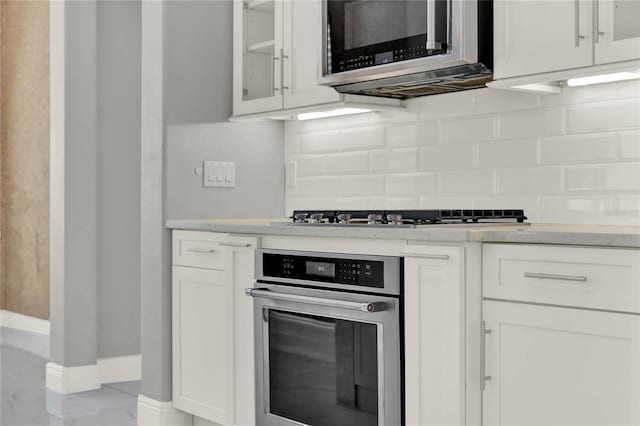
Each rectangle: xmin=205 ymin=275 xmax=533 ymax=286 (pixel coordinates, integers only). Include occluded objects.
xmin=233 ymin=0 xmax=341 ymax=117
xmin=595 ymin=0 xmax=640 ymax=64
xmin=493 ymin=0 xmax=640 ymax=81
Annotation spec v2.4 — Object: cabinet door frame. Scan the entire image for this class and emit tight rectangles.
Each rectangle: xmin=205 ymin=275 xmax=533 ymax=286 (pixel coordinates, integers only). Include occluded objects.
xmin=404 ymin=245 xmax=467 ymax=426
xmin=172 ymin=265 xmax=234 ymax=424
xmin=493 ymin=0 xmax=594 ymax=79
xmin=282 ymin=0 xmax=341 ymax=109
xmin=233 ymin=0 xmax=284 ymax=115
xmin=595 ymin=0 xmax=640 ymax=64
xmin=483 ymin=300 xmax=640 ymax=426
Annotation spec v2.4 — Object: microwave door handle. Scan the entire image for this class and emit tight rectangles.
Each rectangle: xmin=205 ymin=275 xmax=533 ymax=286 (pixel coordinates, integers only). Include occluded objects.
xmin=426 ymin=0 xmax=449 ymax=50
xmin=245 ymin=288 xmax=387 ymax=313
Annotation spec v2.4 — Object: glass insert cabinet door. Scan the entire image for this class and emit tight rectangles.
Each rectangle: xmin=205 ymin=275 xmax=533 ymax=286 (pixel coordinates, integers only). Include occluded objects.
xmin=268 ymin=311 xmax=379 ymax=426
xmin=234 ymin=0 xmax=284 ymax=115
xmin=595 ymin=0 xmax=640 ymax=63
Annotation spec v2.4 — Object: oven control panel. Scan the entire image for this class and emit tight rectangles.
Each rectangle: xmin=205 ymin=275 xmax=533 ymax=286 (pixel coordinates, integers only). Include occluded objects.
xmin=263 ymin=252 xmax=385 ymax=288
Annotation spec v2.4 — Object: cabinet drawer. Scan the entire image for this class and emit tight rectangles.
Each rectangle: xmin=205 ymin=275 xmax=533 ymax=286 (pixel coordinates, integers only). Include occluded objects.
xmin=483 ymin=244 xmax=640 ymax=313
xmin=172 ymin=230 xmax=228 ymax=270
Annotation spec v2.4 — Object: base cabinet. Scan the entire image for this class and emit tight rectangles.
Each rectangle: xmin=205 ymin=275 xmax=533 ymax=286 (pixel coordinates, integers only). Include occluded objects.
xmin=172 ymin=232 xmax=258 ymax=426
xmin=483 ymin=300 xmax=640 ymax=426
xmin=404 ymin=245 xmax=466 ymax=426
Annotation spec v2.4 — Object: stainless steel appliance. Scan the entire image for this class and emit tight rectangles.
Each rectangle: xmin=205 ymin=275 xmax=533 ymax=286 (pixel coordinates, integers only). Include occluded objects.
xmin=248 ymin=249 xmax=403 ymax=426
xmin=320 ymin=0 xmax=493 ymax=98
xmin=279 ymin=209 xmax=527 ymax=227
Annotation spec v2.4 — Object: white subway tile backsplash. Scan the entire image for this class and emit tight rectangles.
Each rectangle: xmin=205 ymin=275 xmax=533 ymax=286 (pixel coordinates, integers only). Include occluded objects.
xmin=541 ymin=133 xmax=618 ymax=164
xmin=325 ymin=152 xmax=370 ymax=175
xmin=371 ymin=149 xmax=419 ymax=172
xmin=498 ymin=167 xmax=564 ymax=194
xmin=601 ymin=162 xmax=640 ymax=191
xmin=296 ymin=176 xmax=341 ymax=198
xmin=387 ymin=123 xmax=418 ymax=148
xmin=567 ymin=99 xmax=640 ymax=133
xmin=619 ymin=130 xmax=640 ymax=160
xmin=500 ymin=106 xmax=565 ymax=139
xmin=440 ymin=114 xmax=496 ymax=144
xmin=475 ymin=88 xmax=540 ymax=112
xmin=339 ymin=175 xmax=385 ymax=197
xmin=438 ymin=170 xmax=495 ymax=195
xmin=477 ymin=138 xmax=539 ymax=168
xmin=386 ymin=173 xmax=438 ymax=197
xmin=419 ymin=196 xmax=476 ymax=209
xmin=540 ymin=195 xmax=618 ymax=224
xmin=296 ymin=155 xmax=326 ymax=176
xmin=419 ymin=90 xmax=476 ymax=119
xmin=285 ymin=81 xmax=639 ymax=224
xmin=416 ymin=120 xmax=439 ymax=145
xmin=422 ymin=144 xmax=475 ymax=171
xmin=567 ymin=163 xmax=640 ymax=192
xmin=299 ymin=124 xmax=385 ymax=154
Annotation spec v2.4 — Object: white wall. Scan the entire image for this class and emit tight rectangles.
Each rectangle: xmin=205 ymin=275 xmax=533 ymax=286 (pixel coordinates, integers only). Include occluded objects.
xmin=285 ymin=81 xmax=640 ymax=226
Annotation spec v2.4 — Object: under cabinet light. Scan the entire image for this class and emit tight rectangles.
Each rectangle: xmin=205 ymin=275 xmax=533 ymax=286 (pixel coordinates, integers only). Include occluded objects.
xmin=297 ymin=107 xmax=371 ymax=121
xmin=567 ymin=72 xmax=640 ymax=87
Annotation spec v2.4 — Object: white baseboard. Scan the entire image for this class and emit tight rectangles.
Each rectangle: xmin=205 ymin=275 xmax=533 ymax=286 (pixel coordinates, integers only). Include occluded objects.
xmin=137 ymin=395 xmax=193 ymax=426
xmin=46 ymin=362 xmax=101 ymax=394
xmin=0 ymin=310 xmax=50 ymax=335
xmin=98 ymin=354 xmax=142 ymax=384
xmin=46 ymin=354 xmax=142 ymax=395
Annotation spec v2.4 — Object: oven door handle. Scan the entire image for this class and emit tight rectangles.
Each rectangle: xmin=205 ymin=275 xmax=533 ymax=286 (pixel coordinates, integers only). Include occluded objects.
xmin=245 ymin=288 xmax=387 ymax=313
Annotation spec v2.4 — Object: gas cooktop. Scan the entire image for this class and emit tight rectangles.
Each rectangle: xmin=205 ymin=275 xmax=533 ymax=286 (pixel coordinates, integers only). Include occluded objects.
xmin=280 ymin=209 xmax=527 ymax=228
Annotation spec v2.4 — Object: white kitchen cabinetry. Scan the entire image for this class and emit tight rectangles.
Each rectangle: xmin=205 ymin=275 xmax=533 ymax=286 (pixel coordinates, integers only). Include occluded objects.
xmin=595 ymin=0 xmax=640 ymax=64
xmin=494 ymin=0 xmax=640 ymax=80
xmin=233 ymin=0 xmax=340 ymax=116
xmin=172 ymin=231 xmax=258 ymax=426
xmin=483 ymin=301 xmax=640 ymax=426
xmin=482 ymin=243 xmax=640 ymax=426
xmin=404 ymin=245 xmax=467 ymax=426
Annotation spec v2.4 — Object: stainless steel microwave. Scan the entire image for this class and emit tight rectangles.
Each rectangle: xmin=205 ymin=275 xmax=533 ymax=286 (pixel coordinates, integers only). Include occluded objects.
xmin=320 ymin=0 xmax=493 ymax=99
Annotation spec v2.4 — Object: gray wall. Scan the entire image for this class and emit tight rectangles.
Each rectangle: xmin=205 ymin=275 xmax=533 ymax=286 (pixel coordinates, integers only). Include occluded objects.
xmin=96 ymin=0 xmax=141 ymax=358
xmin=166 ymin=121 xmax=284 ymax=220
xmin=166 ymin=0 xmax=233 ymax=124
xmin=50 ymin=0 xmax=98 ymax=367
xmin=50 ymin=0 xmax=142 ymax=368
xmin=140 ymin=0 xmax=284 ymax=402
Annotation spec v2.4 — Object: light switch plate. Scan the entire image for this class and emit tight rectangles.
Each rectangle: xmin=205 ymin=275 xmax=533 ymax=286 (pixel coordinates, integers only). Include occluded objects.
xmin=204 ymin=161 xmax=235 ymax=188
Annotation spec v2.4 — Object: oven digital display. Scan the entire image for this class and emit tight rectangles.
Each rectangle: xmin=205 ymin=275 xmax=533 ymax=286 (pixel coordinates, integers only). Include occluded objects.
xmin=305 ymin=261 xmax=335 ymax=278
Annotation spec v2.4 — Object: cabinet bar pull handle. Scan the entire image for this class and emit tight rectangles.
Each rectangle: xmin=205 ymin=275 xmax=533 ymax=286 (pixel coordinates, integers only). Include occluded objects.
xmin=219 ymin=242 xmax=251 ymax=248
xmin=280 ymin=49 xmax=288 ymax=91
xmin=575 ymin=0 xmax=586 ymax=46
xmin=186 ymin=248 xmax=216 ymax=254
xmin=481 ymin=321 xmax=492 ymax=391
xmin=403 ymin=253 xmax=450 ymax=260
xmin=524 ymin=272 xmax=587 ymax=282
xmin=245 ymin=288 xmax=386 ymax=313
xmin=594 ymin=0 xmax=604 ymax=42
xmin=273 ymin=55 xmax=280 ymax=93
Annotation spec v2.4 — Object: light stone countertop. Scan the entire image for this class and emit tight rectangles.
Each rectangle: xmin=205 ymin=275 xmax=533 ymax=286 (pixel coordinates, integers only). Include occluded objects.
xmin=166 ymin=218 xmax=640 ymax=248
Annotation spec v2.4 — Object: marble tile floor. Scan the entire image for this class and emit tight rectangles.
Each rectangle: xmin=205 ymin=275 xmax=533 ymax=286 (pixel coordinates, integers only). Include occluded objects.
xmin=1 ymin=327 xmax=139 ymax=426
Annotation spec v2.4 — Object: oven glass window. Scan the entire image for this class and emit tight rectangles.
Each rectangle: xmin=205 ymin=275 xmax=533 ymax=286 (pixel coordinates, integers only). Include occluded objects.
xmin=268 ymin=310 xmax=379 ymax=426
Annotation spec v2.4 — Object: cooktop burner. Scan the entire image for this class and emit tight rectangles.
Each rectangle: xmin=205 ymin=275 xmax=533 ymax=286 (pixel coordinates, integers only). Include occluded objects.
xmin=287 ymin=209 xmax=527 ymax=226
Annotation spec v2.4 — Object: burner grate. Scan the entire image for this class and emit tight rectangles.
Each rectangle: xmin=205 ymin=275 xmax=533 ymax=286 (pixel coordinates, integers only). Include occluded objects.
xmin=291 ymin=209 xmax=527 ymax=225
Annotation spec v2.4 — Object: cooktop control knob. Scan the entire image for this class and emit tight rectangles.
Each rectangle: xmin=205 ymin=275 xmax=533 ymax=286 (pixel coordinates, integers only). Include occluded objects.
xmin=293 ymin=213 xmax=308 ymax=223
xmin=337 ymin=213 xmax=352 ymax=224
xmin=367 ymin=213 xmax=383 ymax=224
xmin=387 ymin=213 xmax=403 ymax=225
xmin=308 ymin=213 xmax=324 ymax=224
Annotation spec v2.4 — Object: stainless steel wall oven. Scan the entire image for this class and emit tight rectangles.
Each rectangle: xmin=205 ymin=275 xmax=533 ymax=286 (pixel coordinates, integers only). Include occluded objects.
xmin=247 ymin=249 xmax=403 ymax=426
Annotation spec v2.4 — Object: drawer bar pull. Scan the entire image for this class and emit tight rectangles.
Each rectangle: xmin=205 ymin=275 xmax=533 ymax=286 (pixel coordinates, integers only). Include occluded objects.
xmin=219 ymin=242 xmax=251 ymax=248
xmin=524 ymin=272 xmax=587 ymax=282
xmin=186 ymin=248 xmax=216 ymax=254
xmin=404 ymin=253 xmax=450 ymax=260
